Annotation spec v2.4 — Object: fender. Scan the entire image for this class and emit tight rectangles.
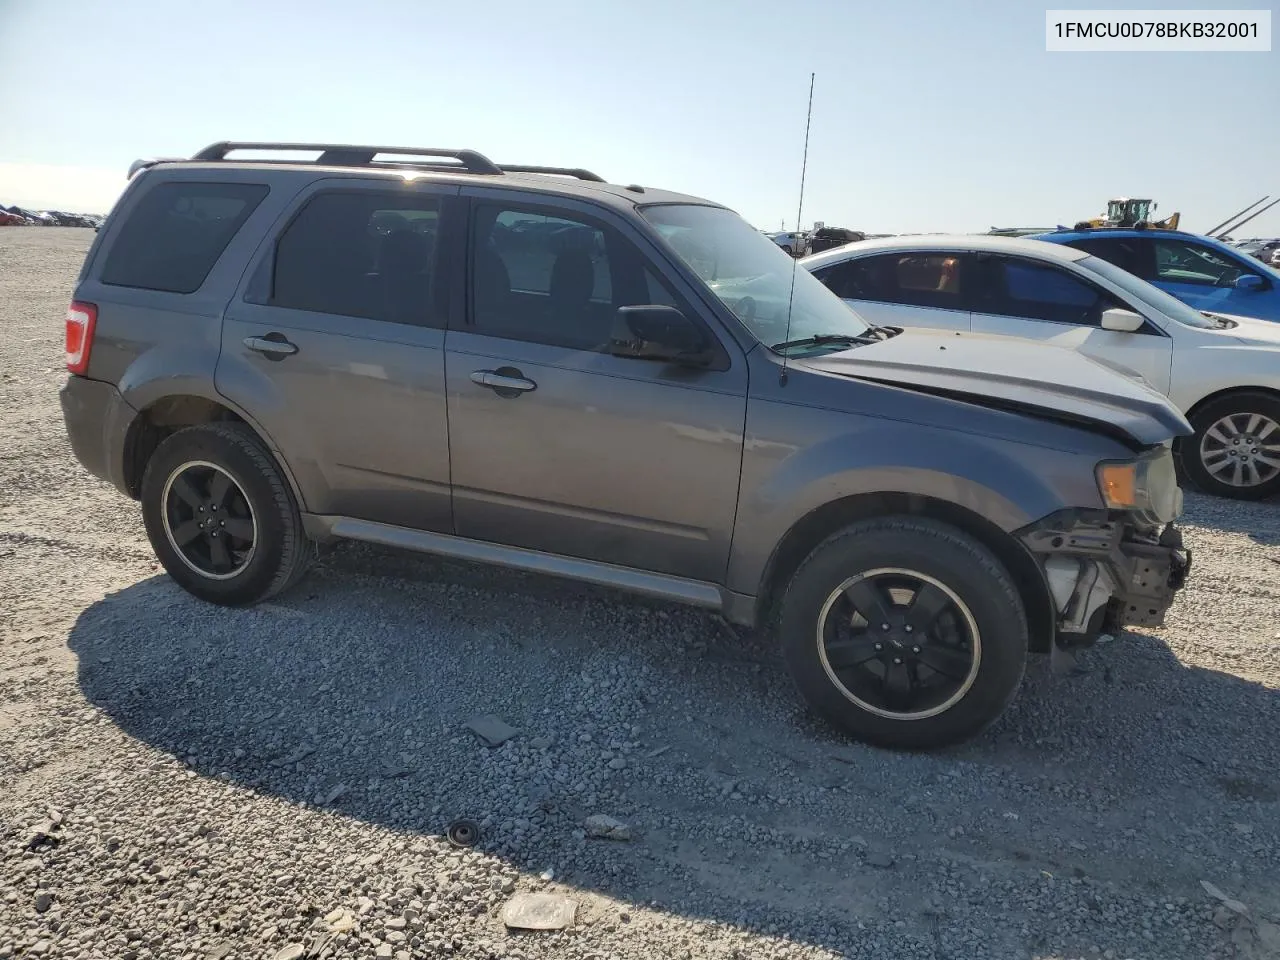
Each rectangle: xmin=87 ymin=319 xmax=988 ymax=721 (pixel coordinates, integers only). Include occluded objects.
xmin=116 ymin=346 xmax=311 ymax=513
xmin=726 ymin=413 xmax=1101 ymax=597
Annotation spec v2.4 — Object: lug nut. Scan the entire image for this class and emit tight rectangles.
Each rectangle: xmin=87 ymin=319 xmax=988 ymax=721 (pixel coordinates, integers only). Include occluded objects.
xmin=881 ymin=623 xmax=890 ymax=631
xmin=893 ymin=657 xmax=902 ymax=665
xmin=912 ymin=646 xmax=921 ymax=654
xmin=904 ymin=624 xmax=913 ymax=633
xmin=874 ymin=643 xmax=882 ymax=651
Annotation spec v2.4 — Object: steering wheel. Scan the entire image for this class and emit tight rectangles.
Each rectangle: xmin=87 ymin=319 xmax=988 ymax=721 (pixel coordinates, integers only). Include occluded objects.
xmin=735 ymin=296 xmax=757 ymax=322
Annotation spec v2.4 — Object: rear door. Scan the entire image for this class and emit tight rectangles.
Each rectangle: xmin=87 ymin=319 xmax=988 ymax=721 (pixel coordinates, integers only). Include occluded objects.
xmin=810 ymin=251 xmax=972 ymax=331
xmin=442 ymin=192 xmax=747 ymax=583
xmin=215 ymin=178 xmax=460 ymax=531
xmin=968 ymin=253 xmax=1173 ymax=393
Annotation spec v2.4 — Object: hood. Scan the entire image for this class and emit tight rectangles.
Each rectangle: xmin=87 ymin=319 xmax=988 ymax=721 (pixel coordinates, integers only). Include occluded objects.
xmin=1019 ymin=323 xmax=1156 ymax=385
xmin=798 ymin=328 xmax=1192 ymax=448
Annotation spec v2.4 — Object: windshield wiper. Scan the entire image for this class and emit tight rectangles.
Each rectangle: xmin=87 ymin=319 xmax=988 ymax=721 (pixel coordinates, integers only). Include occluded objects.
xmin=770 ymin=332 xmax=880 ymax=352
xmin=771 ymin=326 xmax=898 ymax=352
xmin=1200 ymin=311 xmax=1237 ymax=329
xmin=864 ymin=325 xmax=899 ymax=339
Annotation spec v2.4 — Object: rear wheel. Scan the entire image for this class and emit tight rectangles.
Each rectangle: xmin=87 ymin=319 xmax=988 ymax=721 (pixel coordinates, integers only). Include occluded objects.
xmin=777 ymin=517 xmax=1028 ymax=749
xmin=1180 ymin=392 xmax=1280 ymax=501
xmin=140 ymin=423 xmax=312 ymax=605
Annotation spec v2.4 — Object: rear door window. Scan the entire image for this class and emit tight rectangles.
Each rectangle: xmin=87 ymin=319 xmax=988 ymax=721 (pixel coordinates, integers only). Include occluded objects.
xmin=100 ymin=181 xmax=268 ymax=294
xmin=890 ymin=253 xmax=965 ymax=310
xmin=813 ymin=256 xmax=893 ymax=300
xmin=1065 ymin=236 xmax=1155 ymax=279
xmin=270 ymin=191 xmax=442 ymax=327
xmin=814 ymin=252 xmax=966 ymax=312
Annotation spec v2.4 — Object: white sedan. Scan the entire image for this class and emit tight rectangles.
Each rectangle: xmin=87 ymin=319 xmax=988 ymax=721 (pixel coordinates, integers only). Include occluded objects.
xmin=802 ymin=235 xmax=1280 ymax=500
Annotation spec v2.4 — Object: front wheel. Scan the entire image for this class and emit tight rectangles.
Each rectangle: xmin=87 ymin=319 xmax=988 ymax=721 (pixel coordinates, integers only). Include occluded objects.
xmin=1179 ymin=392 xmax=1280 ymax=501
xmin=777 ymin=517 xmax=1028 ymax=750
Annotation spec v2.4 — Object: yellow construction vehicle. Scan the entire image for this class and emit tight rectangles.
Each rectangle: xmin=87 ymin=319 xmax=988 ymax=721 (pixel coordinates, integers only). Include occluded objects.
xmin=1077 ymin=197 xmax=1180 ymax=230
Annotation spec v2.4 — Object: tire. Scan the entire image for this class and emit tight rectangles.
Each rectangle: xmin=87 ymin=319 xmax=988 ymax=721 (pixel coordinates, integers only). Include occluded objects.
xmin=1178 ymin=391 xmax=1280 ymax=501
xmin=140 ymin=423 xmax=312 ymax=606
xmin=777 ymin=517 xmax=1028 ymax=750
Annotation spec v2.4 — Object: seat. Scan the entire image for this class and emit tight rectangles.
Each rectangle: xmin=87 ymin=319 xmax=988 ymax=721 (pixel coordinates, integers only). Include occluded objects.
xmin=473 ymin=247 xmax=513 ymax=323
xmin=377 ymin=229 xmax=432 ymax=324
xmin=546 ymin=250 xmax=598 ymax=345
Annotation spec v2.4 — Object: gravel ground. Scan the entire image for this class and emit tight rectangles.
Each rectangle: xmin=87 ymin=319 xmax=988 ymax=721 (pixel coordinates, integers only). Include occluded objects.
xmin=2 ymin=228 xmax=1279 ymax=960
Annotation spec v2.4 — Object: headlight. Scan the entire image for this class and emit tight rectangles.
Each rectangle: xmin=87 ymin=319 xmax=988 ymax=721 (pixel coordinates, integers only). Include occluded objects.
xmin=1096 ymin=448 xmax=1182 ymax=524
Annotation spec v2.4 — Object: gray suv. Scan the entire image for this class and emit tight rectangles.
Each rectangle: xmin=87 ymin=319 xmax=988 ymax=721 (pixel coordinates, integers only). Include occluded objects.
xmin=60 ymin=141 xmax=1193 ymax=749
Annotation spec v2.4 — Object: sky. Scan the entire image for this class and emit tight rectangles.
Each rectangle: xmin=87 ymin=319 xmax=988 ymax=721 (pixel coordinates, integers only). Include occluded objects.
xmin=1 ymin=0 xmax=1278 ymax=235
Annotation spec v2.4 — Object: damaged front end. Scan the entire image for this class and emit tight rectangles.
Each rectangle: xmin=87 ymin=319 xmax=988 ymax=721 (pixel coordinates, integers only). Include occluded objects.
xmin=1020 ymin=509 xmax=1192 ymax=650
xmin=1017 ymin=443 xmax=1192 ymax=651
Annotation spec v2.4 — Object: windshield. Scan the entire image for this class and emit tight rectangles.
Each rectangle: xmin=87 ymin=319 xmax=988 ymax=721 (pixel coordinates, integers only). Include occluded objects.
xmin=1077 ymin=254 xmax=1221 ymax=329
xmin=639 ymin=204 xmax=871 ymax=348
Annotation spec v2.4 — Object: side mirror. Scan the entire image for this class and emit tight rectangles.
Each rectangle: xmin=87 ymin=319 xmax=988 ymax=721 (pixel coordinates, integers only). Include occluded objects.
xmin=1100 ymin=307 xmax=1145 ymax=333
xmin=607 ymin=305 xmax=713 ymax=367
xmin=1235 ymin=273 xmax=1266 ymax=292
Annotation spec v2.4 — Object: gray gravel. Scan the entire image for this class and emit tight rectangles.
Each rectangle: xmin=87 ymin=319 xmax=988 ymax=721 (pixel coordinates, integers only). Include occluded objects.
xmin=3 ymin=228 xmax=1280 ymax=960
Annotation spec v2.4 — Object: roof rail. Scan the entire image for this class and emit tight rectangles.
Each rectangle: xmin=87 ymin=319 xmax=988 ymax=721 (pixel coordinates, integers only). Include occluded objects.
xmin=496 ymin=164 xmax=605 ymax=182
xmin=191 ymin=141 xmax=504 ymax=175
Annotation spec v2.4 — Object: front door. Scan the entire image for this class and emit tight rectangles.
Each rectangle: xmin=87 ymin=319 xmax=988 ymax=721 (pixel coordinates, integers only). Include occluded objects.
xmin=967 ymin=254 xmax=1174 ymax=394
xmin=443 ymin=195 xmax=747 ymax=583
xmin=1149 ymin=237 xmax=1279 ymax=321
xmin=216 ymin=180 xmax=460 ymax=531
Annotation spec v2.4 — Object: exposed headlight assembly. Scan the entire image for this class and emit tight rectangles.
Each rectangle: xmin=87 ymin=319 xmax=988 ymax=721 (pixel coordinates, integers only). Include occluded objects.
xmin=1096 ymin=447 xmax=1182 ymax=525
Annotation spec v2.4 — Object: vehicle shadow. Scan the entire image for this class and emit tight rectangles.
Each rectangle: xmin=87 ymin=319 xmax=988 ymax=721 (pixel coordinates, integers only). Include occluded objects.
xmin=67 ymin=541 xmax=1280 ymax=958
xmin=1180 ymin=490 xmax=1280 ymax=545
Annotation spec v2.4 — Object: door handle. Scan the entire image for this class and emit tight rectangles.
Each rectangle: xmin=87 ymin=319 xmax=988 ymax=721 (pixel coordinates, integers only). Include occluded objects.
xmin=243 ymin=334 xmax=298 ymax=359
xmin=470 ymin=369 xmax=537 ymax=395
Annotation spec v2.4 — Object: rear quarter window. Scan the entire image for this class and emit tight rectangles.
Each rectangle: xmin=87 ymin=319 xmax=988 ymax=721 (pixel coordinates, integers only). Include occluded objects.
xmin=99 ymin=181 xmax=269 ymax=294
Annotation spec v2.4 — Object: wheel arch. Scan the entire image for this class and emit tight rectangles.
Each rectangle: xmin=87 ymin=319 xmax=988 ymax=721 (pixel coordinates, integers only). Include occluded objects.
xmin=1183 ymin=383 xmax=1280 ymax=423
xmin=122 ymin=394 xmax=307 ymax=511
xmin=756 ymin=492 xmax=1056 ymax=654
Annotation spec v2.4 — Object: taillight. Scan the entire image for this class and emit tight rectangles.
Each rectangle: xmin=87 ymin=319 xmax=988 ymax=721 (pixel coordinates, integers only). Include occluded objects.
xmin=65 ymin=301 xmax=97 ymax=375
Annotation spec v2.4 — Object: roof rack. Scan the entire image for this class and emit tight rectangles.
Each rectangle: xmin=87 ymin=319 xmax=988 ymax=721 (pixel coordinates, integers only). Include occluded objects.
xmin=183 ymin=142 xmax=610 ymax=184
xmin=495 ymin=164 xmax=605 ymax=182
xmin=191 ymin=141 xmax=504 ymax=175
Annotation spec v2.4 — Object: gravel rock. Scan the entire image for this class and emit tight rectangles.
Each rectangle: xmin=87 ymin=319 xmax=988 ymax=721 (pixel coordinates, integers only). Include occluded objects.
xmin=584 ymin=814 xmax=634 ymax=841
xmin=466 ymin=714 xmax=519 ymax=747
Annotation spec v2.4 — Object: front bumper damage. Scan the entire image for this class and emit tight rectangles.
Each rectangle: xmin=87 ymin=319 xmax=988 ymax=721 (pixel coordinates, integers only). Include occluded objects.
xmin=1019 ymin=510 xmax=1191 ymax=648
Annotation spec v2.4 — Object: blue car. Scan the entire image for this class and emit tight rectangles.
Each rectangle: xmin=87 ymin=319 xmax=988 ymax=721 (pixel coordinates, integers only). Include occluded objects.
xmin=1033 ymin=227 xmax=1280 ymax=323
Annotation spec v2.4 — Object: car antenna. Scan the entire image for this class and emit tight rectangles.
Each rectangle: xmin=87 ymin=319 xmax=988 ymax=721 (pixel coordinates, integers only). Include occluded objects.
xmin=779 ymin=72 xmax=816 ymax=387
